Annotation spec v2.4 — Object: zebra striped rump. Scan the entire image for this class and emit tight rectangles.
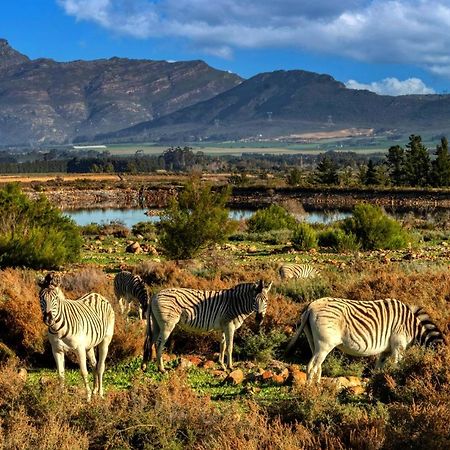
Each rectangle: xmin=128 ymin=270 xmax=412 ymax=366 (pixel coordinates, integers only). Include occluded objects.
xmin=279 ymin=263 xmax=319 ymax=281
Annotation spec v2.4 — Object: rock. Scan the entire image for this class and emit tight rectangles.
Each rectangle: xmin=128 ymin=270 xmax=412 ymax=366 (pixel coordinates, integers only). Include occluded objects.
xmin=288 ymin=366 xmax=307 ymax=385
xmin=126 ymin=242 xmax=142 ymax=254
xmin=212 ymin=370 xmax=227 ymax=379
xmin=226 ymin=369 xmax=245 ymax=385
xmin=178 ymin=357 xmax=194 ymax=369
xmin=202 ymin=360 xmax=216 ymax=370
xmin=279 ymin=367 xmax=290 ymax=382
xmin=272 ymin=374 xmax=285 ymax=385
xmin=346 ymin=376 xmax=363 ymax=387
xmin=261 ymin=370 xmax=274 ymax=381
xmin=185 ymin=355 xmax=202 ymax=366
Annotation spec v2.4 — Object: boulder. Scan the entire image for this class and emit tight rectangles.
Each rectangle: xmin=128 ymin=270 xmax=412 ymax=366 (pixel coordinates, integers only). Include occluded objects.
xmin=202 ymin=360 xmax=216 ymax=370
xmin=287 ymin=366 xmax=307 ymax=385
xmin=226 ymin=369 xmax=245 ymax=385
xmin=126 ymin=242 xmax=142 ymax=254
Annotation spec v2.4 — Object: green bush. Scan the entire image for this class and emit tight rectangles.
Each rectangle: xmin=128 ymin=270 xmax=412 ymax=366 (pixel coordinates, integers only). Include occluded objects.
xmin=0 ymin=184 xmax=81 ymax=269
xmin=343 ymin=204 xmax=410 ymax=250
xmin=292 ymin=223 xmax=318 ymax=251
xmin=235 ymin=329 xmax=288 ymax=364
xmin=276 ymin=277 xmax=331 ymax=303
xmin=244 ymin=229 xmax=294 ymax=245
xmin=318 ymin=228 xmax=361 ymax=252
xmin=132 ymin=221 xmax=156 ymax=240
xmin=160 ymin=179 xmax=237 ymax=260
xmin=247 ymin=205 xmax=297 ymax=233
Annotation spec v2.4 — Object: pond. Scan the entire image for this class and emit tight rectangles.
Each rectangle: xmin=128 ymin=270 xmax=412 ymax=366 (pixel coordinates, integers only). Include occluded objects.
xmin=65 ymin=208 xmax=352 ymax=228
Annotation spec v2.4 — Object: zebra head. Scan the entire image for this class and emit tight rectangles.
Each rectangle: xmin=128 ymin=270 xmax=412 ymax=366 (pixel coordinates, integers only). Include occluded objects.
xmin=38 ymin=273 xmax=63 ymax=327
xmin=253 ymin=280 xmax=272 ymax=328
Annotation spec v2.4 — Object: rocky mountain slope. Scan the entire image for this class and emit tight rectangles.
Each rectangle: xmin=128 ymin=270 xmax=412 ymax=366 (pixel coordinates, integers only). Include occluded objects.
xmin=0 ymin=39 xmax=242 ymax=145
xmin=99 ymin=69 xmax=450 ymax=143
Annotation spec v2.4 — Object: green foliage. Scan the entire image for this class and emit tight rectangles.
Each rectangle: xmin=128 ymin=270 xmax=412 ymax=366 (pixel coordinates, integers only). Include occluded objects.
xmin=235 ymin=329 xmax=288 ymax=364
xmin=276 ymin=277 xmax=331 ymax=303
xmin=343 ymin=203 xmax=410 ymax=250
xmin=244 ymin=229 xmax=294 ymax=245
xmin=132 ymin=221 xmax=156 ymax=240
xmin=286 ymin=167 xmax=303 ymax=186
xmin=0 ymin=184 xmax=81 ymax=268
xmin=431 ymin=137 xmax=450 ymax=187
xmin=404 ymin=134 xmax=431 ymax=186
xmin=159 ymin=179 xmax=237 ymax=260
xmin=364 ymin=160 xmax=380 ymax=186
xmin=247 ymin=205 xmax=297 ymax=233
xmin=318 ymin=228 xmax=361 ymax=252
xmin=386 ymin=144 xmax=406 ymax=186
xmin=315 ymin=155 xmax=339 ymax=185
xmin=291 ymin=223 xmax=318 ymax=251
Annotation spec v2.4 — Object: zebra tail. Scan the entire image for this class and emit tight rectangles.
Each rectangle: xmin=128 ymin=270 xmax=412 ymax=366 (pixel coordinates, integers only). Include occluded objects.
xmin=141 ymin=303 xmax=154 ymax=370
xmin=285 ymin=308 xmax=310 ymax=355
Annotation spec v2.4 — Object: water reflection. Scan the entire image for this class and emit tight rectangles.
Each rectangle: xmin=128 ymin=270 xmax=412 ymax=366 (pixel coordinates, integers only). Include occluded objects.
xmin=65 ymin=208 xmax=351 ymax=228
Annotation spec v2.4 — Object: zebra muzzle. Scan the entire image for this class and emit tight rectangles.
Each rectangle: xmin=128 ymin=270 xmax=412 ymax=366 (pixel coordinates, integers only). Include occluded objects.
xmin=43 ymin=311 xmax=53 ymax=326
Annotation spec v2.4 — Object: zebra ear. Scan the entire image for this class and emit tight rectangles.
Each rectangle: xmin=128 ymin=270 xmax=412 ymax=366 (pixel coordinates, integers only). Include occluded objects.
xmin=37 ymin=275 xmax=46 ymax=288
xmin=265 ymin=281 xmax=273 ymax=292
xmin=45 ymin=272 xmax=61 ymax=288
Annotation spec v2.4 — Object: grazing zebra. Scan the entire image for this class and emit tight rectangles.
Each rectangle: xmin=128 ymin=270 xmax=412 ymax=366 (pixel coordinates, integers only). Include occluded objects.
xmin=114 ymin=271 xmax=148 ymax=320
xmin=279 ymin=263 xmax=319 ymax=281
xmin=38 ymin=273 xmax=115 ymax=401
xmin=286 ymin=297 xmax=444 ymax=382
xmin=143 ymin=280 xmax=272 ymax=372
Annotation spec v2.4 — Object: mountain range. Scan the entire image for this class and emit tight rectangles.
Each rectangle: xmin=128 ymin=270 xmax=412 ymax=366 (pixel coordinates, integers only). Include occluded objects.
xmin=1 ymin=39 xmax=450 ymax=146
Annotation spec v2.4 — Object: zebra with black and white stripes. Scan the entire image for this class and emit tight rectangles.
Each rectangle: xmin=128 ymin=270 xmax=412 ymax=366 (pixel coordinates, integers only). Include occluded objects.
xmin=286 ymin=297 xmax=444 ymax=382
xmin=38 ymin=273 xmax=115 ymax=401
xmin=143 ymin=280 xmax=272 ymax=372
xmin=114 ymin=271 xmax=148 ymax=320
xmin=279 ymin=263 xmax=319 ymax=281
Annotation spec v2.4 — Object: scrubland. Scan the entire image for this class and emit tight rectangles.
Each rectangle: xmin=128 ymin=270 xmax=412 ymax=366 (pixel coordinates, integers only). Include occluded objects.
xmin=1 ymin=214 xmax=450 ymax=449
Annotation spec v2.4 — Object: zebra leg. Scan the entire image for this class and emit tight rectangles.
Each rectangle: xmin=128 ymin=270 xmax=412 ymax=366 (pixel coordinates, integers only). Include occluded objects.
xmin=87 ymin=348 xmax=98 ymax=395
xmin=224 ymin=323 xmax=236 ymax=370
xmin=156 ymin=321 xmax=177 ymax=373
xmin=118 ymin=297 xmax=126 ymax=315
xmin=96 ymin=337 xmax=112 ymax=398
xmin=138 ymin=304 xmax=143 ymax=321
xmin=51 ymin=346 xmax=65 ymax=386
xmin=307 ymin=343 xmax=334 ymax=383
xmin=219 ymin=332 xmax=227 ymax=370
xmin=390 ymin=334 xmax=407 ymax=365
xmin=77 ymin=347 xmax=92 ymax=402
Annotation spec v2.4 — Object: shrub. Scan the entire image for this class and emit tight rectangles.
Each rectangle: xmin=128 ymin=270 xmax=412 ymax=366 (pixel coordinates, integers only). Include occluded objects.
xmin=342 ymin=204 xmax=410 ymax=250
xmin=131 ymin=221 xmax=156 ymax=240
xmin=0 ymin=184 xmax=82 ymax=269
xmin=292 ymin=223 xmax=318 ymax=251
xmin=318 ymin=228 xmax=361 ymax=252
xmin=245 ymin=229 xmax=294 ymax=245
xmin=235 ymin=329 xmax=288 ymax=364
xmin=159 ymin=179 xmax=237 ymax=260
xmin=247 ymin=204 xmax=297 ymax=233
xmin=276 ymin=277 xmax=331 ymax=303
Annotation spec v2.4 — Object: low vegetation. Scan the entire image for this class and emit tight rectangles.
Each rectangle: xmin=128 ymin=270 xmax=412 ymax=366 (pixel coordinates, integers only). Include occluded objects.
xmin=1 ymin=184 xmax=450 ymax=448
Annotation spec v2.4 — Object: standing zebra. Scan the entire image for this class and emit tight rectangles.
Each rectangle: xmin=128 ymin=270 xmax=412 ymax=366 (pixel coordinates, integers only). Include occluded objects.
xmin=286 ymin=297 xmax=444 ymax=382
xmin=279 ymin=263 xmax=319 ymax=281
xmin=114 ymin=271 xmax=148 ymax=320
xmin=143 ymin=280 xmax=272 ymax=372
xmin=38 ymin=273 xmax=115 ymax=401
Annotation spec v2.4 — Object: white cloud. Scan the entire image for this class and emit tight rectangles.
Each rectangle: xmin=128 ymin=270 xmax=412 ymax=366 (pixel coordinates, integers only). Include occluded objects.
xmin=346 ymin=77 xmax=436 ymax=95
xmin=57 ymin=0 xmax=450 ymax=77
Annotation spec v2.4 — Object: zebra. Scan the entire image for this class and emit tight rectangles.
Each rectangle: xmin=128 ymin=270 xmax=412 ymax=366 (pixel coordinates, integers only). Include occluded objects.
xmin=142 ymin=280 xmax=272 ymax=372
xmin=38 ymin=272 xmax=115 ymax=401
xmin=114 ymin=271 xmax=148 ymax=320
xmin=286 ymin=297 xmax=444 ymax=382
xmin=279 ymin=263 xmax=319 ymax=281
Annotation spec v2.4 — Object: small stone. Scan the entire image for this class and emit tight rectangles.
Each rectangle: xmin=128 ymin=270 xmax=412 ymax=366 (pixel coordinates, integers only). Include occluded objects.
xmin=261 ymin=370 xmax=273 ymax=381
xmin=212 ymin=370 xmax=227 ymax=379
xmin=272 ymin=374 xmax=285 ymax=385
xmin=185 ymin=355 xmax=202 ymax=366
xmin=17 ymin=367 xmax=27 ymax=382
xmin=178 ymin=357 xmax=194 ymax=369
xmin=226 ymin=369 xmax=245 ymax=385
xmin=202 ymin=360 xmax=216 ymax=370
xmin=288 ymin=366 xmax=307 ymax=385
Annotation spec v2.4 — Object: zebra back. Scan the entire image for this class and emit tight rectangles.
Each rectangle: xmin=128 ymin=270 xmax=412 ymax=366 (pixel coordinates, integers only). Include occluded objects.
xmin=279 ymin=263 xmax=319 ymax=281
xmin=151 ymin=280 xmax=271 ymax=331
xmin=114 ymin=271 xmax=149 ymax=311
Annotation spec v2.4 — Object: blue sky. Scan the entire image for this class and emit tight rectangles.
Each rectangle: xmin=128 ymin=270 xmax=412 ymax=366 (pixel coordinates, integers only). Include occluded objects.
xmin=2 ymin=0 xmax=450 ymax=95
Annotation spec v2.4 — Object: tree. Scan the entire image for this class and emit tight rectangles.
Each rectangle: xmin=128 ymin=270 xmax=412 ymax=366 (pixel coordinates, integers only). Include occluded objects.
xmin=431 ymin=137 xmax=450 ymax=187
xmin=159 ymin=178 xmax=237 ymax=259
xmin=0 ymin=184 xmax=81 ymax=268
xmin=315 ymin=155 xmax=339 ymax=185
xmin=386 ymin=145 xmax=406 ymax=186
xmin=404 ymin=135 xmax=431 ymax=186
xmin=247 ymin=204 xmax=297 ymax=233
xmin=286 ymin=167 xmax=303 ymax=186
xmin=364 ymin=160 xmax=379 ymax=186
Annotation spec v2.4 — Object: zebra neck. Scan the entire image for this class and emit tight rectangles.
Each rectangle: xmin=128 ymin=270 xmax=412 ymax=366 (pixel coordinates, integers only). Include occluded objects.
xmin=48 ymin=300 xmax=68 ymax=336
